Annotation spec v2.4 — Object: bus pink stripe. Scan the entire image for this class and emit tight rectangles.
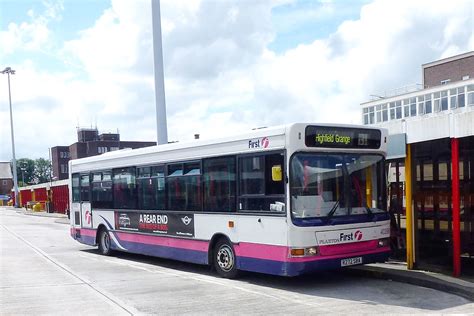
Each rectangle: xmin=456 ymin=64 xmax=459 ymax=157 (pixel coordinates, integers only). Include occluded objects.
xmin=80 ymin=228 xmax=96 ymax=237
xmin=110 ymin=231 xmax=388 ymax=263
xmin=235 ymin=243 xmax=288 ymax=261
xmin=115 ymin=232 xmax=209 ymax=252
xmin=235 ymin=242 xmax=389 ymax=263
xmin=319 ymin=240 xmax=379 ymax=256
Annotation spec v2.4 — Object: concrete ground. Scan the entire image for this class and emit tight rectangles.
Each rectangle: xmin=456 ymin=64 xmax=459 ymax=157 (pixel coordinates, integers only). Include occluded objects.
xmin=1 ymin=206 xmax=473 ymax=314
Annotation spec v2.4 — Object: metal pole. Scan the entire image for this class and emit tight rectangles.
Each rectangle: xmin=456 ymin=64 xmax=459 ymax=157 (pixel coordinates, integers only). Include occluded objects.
xmin=151 ymin=0 xmax=168 ymax=145
xmin=405 ymin=144 xmax=414 ymax=269
xmin=4 ymin=68 xmax=19 ymax=207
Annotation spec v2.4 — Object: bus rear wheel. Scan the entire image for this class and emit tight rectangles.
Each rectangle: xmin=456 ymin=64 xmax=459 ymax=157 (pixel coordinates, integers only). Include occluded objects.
xmin=98 ymin=228 xmax=113 ymax=256
xmin=213 ymin=239 xmax=239 ymax=278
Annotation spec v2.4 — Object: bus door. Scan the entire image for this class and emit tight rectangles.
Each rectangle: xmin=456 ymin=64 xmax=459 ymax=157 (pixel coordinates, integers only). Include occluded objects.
xmin=81 ymin=202 xmax=92 ymax=229
xmin=72 ymin=173 xmax=93 ymax=229
xmin=80 ymin=174 xmax=92 ymax=229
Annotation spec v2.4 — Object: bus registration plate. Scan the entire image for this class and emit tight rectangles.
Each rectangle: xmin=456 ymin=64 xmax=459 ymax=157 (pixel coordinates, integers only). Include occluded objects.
xmin=341 ymin=257 xmax=362 ymax=267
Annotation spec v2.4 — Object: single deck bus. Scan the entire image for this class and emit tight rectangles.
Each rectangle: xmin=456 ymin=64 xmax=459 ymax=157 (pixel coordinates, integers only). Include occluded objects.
xmin=69 ymin=123 xmax=390 ymax=278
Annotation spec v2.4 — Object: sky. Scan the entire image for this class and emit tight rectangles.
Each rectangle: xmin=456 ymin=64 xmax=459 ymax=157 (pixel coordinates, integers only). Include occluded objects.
xmin=0 ymin=0 xmax=473 ymax=161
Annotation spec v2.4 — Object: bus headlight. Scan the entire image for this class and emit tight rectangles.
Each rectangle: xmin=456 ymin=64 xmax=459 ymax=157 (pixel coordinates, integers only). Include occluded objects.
xmin=378 ymin=238 xmax=389 ymax=248
xmin=290 ymin=246 xmax=319 ymax=257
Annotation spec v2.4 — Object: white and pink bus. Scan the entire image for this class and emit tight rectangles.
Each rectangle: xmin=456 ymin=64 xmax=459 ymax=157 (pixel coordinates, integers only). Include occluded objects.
xmin=70 ymin=123 xmax=390 ymax=278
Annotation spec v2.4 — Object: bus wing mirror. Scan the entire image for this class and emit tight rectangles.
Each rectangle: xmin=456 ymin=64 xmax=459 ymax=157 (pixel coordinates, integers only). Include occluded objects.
xmin=272 ymin=165 xmax=282 ymax=182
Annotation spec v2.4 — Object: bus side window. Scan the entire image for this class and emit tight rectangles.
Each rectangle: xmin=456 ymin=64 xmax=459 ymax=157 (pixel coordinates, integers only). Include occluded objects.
xmin=166 ymin=162 xmax=202 ymax=211
xmin=80 ymin=174 xmax=90 ymax=202
xmin=91 ymin=171 xmax=113 ymax=209
xmin=238 ymin=153 xmax=285 ymax=212
xmin=137 ymin=166 xmax=166 ymax=210
xmin=72 ymin=173 xmax=81 ymax=202
xmin=203 ymin=156 xmax=236 ymax=212
xmin=113 ymin=167 xmax=137 ymax=209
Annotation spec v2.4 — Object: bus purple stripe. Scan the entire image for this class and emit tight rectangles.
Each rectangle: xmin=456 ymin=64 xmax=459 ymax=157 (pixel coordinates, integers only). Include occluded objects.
xmin=115 ymin=232 xmax=209 ymax=252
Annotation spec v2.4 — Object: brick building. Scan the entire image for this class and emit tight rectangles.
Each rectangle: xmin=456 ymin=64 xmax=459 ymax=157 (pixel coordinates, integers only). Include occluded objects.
xmin=0 ymin=162 xmax=13 ymax=196
xmin=51 ymin=128 xmax=156 ymax=180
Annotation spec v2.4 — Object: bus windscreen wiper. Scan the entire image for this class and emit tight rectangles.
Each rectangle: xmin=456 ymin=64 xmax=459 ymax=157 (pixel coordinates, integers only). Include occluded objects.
xmin=325 ymin=200 xmax=340 ymax=223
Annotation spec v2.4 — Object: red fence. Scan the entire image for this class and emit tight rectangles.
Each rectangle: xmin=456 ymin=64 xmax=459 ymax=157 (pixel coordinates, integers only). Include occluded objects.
xmin=51 ymin=184 xmax=69 ymax=214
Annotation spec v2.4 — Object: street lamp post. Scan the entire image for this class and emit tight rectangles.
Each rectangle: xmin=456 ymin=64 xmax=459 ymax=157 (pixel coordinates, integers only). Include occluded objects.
xmin=2 ymin=67 xmax=19 ymax=207
xmin=20 ymin=167 xmax=25 ymax=186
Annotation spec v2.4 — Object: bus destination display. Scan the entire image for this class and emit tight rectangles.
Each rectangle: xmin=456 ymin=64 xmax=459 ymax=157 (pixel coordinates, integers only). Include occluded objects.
xmin=305 ymin=126 xmax=381 ymax=149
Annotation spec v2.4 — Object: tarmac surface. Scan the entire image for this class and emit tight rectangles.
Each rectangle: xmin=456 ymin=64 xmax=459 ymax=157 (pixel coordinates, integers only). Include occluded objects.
xmin=5 ymin=207 xmax=474 ymax=306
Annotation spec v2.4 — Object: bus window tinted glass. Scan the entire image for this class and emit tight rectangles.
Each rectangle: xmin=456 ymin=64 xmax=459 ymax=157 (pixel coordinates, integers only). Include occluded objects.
xmin=239 ymin=153 xmax=285 ymax=212
xmin=203 ymin=157 xmax=236 ymax=212
xmin=240 ymin=156 xmax=265 ymax=195
xmin=137 ymin=166 xmax=165 ymax=210
xmin=91 ymin=171 xmax=113 ymax=209
xmin=265 ymin=154 xmax=284 ymax=195
xmin=167 ymin=162 xmax=201 ymax=211
xmin=290 ymin=153 xmax=386 ymax=219
xmin=72 ymin=174 xmax=80 ymax=202
xmin=80 ymin=174 xmax=90 ymax=201
xmin=113 ymin=167 xmax=137 ymax=209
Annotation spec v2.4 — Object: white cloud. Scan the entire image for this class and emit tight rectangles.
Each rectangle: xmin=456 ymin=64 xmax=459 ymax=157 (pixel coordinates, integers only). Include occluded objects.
xmin=1 ymin=0 xmax=473 ymax=162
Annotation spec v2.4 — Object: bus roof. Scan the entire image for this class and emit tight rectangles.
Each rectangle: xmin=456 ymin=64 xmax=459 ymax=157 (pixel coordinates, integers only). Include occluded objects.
xmin=70 ymin=123 xmax=386 ymax=172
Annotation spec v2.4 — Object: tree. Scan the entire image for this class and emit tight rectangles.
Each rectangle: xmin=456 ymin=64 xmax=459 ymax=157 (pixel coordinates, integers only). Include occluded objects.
xmin=16 ymin=158 xmax=35 ymax=186
xmin=33 ymin=158 xmax=52 ymax=184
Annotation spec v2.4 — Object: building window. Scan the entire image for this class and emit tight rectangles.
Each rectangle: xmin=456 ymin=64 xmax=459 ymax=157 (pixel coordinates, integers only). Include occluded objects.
xmin=433 ymin=92 xmax=440 ymax=112
xmin=98 ymin=147 xmax=108 ymax=154
xmin=403 ymin=99 xmax=409 ymax=117
xmin=409 ymin=97 xmax=416 ymax=116
xmin=382 ymin=104 xmax=388 ymax=121
xmin=110 ymin=147 xmax=119 ymax=151
xmin=59 ymin=152 xmax=70 ymax=159
xmin=395 ymin=100 xmax=402 ymax=119
xmin=441 ymin=91 xmax=448 ymax=111
xmin=363 ymin=106 xmax=375 ymax=125
xmin=389 ymin=102 xmax=395 ymax=120
xmin=375 ymin=104 xmax=381 ymax=123
xmin=376 ymin=104 xmax=388 ymax=123
xmin=462 ymin=75 xmax=470 ymax=80
xmin=457 ymin=87 xmax=465 ymax=108
xmin=60 ymin=164 xmax=68 ymax=174
xmin=467 ymin=85 xmax=474 ymax=106
xmin=417 ymin=96 xmax=425 ymax=115
xmin=450 ymin=88 xmax=458 ymax=109
xmin=441 ymin=79 xmax=451 ymax=85
xmin=424 ymin=94 xmax=432 ymax=114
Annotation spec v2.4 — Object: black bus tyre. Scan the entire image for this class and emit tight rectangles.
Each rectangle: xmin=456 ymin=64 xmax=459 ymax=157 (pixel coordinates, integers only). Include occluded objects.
xmin=214 ymin=239 xmax=239 ymax=278
xmin=98 ymin=228 xmax=113 ymax=256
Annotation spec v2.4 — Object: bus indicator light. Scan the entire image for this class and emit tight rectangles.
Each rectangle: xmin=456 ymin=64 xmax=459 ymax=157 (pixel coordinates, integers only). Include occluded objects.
xmin=228 ymin=221 xmax=234 ymax=228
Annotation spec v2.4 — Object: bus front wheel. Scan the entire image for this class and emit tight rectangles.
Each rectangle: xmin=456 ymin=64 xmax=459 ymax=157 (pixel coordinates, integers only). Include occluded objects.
xmin=98 ymin=228 xmax=113 ymax=256
xmin=213 ymin=239 xmax=239 ymax=278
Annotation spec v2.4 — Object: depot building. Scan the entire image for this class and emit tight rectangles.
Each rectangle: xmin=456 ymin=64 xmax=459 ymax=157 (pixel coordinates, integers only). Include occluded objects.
xmin=361 ymin=51 xmax=474 ymax=277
